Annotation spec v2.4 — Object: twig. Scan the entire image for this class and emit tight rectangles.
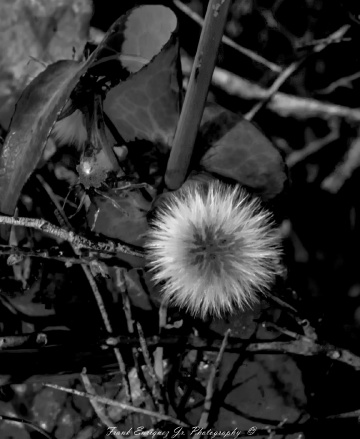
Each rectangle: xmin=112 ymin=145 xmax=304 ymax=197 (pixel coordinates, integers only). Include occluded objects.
xmin=81 ymin=368 xmax=119 ymax=437
xmin=165 ymin=0 xmax=231 ymax=190
xmin=172 ymin=0 xmax=281 ymax=73
xmin=246 ymin=340 xmax=360 ymax=369
xmin=137 ymin=322 xmax=165 ymax=414
xmin=286 ymin=120 xmax=340 ymax=167
xmin=0 ymin=244 xmax=93 ymax=265
xmin=321 ymin=136 xmax=360 ymax=193
xmin=80 ymin=263 xmax=130 ymax=404
xmin=198 ymin=329 xmax=231 ymax=428
xmin=296 ymin=36 xmax=351 ymax=50
xmin=154 ymin=298 xmax=167 ymax=383
xmin=182 ymin=57 xmax=360 ymax=122
xmin=0 ymin=216 xmax=144 ymax=257
xmin=43 ymin=383 xmax=190 ymax=427
xmin=2 ymin=331 xmax=360 ymax=372
xmin=36 ymin=174 xmax=72 ymax=229
xmin=37 ymin=178 xmax=132 ymax=406
xmin=265 ymin=291 xmax=298 ymax=314
xmin=107 ymin=334 xmax=360 ymax=371
xmin=114 ymin=268 xmax=144 ymax=399
xmin=317 ymin=71 xmax=360 ymax=94
xmin=245 ymin=25 xmax=350 ymax=121
xmin=245 ymin=59 xmax=304 ymax=121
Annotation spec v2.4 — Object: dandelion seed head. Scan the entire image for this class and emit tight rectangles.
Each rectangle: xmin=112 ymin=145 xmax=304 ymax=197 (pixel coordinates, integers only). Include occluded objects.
xmin=145 ymin=181 xmax=282 ymax=319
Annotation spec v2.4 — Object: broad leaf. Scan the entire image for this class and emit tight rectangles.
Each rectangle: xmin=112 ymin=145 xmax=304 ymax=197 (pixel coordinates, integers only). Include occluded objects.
xmin=0 ymin=60 xmax=86 ymax=223
xmin=87 ymin=187 xmax=151 ymax=247
xmin=103 ymin=6 xmax=180 ymax=150
xmin=0 ymin=0 xmax=92 ymax=128
xmin=199 ymin=105 xmax=287 ymax=200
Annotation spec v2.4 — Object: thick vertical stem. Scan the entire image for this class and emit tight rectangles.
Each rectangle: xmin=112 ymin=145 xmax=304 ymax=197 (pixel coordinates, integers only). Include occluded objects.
xmin=165 ymin=0 xmax=231 ymax=190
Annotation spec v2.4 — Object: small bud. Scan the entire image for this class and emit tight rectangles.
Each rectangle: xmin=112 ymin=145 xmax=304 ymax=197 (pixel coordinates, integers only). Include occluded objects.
xmin=145 ymin=181 xmax=282 ymax=318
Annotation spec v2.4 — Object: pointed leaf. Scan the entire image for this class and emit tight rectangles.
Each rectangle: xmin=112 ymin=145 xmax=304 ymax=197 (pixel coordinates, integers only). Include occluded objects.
xmin=199 ymin=105 xmax=287 ymax=200
xmin=0 ymin=60 xmax=86 ymax=220
xmin=103 ymin=6 xmax=181 ymax=150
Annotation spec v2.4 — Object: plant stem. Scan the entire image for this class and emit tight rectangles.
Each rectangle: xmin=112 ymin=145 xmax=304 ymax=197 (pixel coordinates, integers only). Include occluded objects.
xmin=165 ymin=0 xmax=231 ymax=190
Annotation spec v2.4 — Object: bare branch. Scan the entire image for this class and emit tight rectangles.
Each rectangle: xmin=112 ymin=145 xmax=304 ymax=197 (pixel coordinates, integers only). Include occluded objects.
xmin=172 ymin=0 xmax=282 ymax=73
xmin=0 ymin=215 xmax=144 ymax=257
xmin=182 ymin=57 xmax=360 ymax=122
xmin=43 ymin=383 xmax=190 ymax=428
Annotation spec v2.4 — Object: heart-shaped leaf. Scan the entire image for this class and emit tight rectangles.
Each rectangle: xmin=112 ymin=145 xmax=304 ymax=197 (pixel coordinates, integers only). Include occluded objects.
xmin=103 ymin=6 xmax=181 ymax=150
xmin=199 ymin=104 xmax=287 ymax=200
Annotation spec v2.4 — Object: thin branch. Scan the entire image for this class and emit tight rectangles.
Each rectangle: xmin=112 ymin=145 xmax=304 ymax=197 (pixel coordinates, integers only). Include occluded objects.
xmin=317 ymin=71 xmax=360 ymax=94
xmin=4 ymin=330 xmax=359 ymax=373
xmin=37 ymin=177 xmax=132 ymax=405
xmin=43 ymin=383 xmax=190 ymax=428
xmin=36 ymin=174 xmax=72 ymax=229
xmin=182 ymin=57 xmax=360 ymax=122
xmin=165 ymin=0 xmax=231 ymax=190
xmin=172 ymin=0 xmax=282 ymax=73
xmin=245 ymin=58 xmax=304 ymax=121
xmin=286 ymin=121 xmax=340 ymax=168
xmin=0 ymin=215 xmax=144 ymax=257
xmin=154 ymin=298 xmax=167 ymax=383
xmin=198 ymin=329 xmax=231 ymax=428
xmin=81 ymin=369 xmax=119 ymax=437
xmin=80 ymin=264 xmax=131 ymax=403
xmin=321 ymin=135 xmax=360 ymax=193
xmin=137 ymin=322 xmax=165 ymax=414
xmin=114 ymin=268 xmax=145 ymax=403
xmin=0 ymin=244 xmax=88 ymax=265
xmin=245 ymin=25 xmax=350 ymax=121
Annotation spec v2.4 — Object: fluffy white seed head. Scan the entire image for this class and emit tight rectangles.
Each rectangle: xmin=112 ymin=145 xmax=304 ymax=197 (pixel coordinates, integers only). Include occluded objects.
xmin=145 ymin=181 xmax=282 ymax=319
xmin=52 ymin=109 xmax=87 ymax=149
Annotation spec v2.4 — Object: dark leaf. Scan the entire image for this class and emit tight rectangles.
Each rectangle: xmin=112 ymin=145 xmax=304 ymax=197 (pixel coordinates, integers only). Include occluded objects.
xmin=103 ymin=6 xmax=181 ymax=150
xmin=87 ymin=187 xmax=151 ymax=248
xmin=0 ymin=0 xmax=92 ymax=128
xmin=0 ymin=60 xmax=86 ymax=226
xmin=199 ymin=105 xmax=287 ymax=201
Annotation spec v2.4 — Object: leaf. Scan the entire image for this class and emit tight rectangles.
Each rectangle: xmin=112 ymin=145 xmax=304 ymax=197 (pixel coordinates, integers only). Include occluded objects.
xmin=0 ymin=0 xmax=92 ymax=128
xmin=87 ymin=187 xmax=151 ymax=247
xmin=0 ymin=277 xmax=56 ymax=317
xmin=102 ymin=5 xmax=178 ymax=74
xmin=0 ymin=60 xmax=87 ymax=223
xmin=103 ymin=6 xmax=181 ymax=150
xmin=215 ymin=353 xmax=306 ymax=433
xmin=199 ymin=104 xmax=287 ymax=201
